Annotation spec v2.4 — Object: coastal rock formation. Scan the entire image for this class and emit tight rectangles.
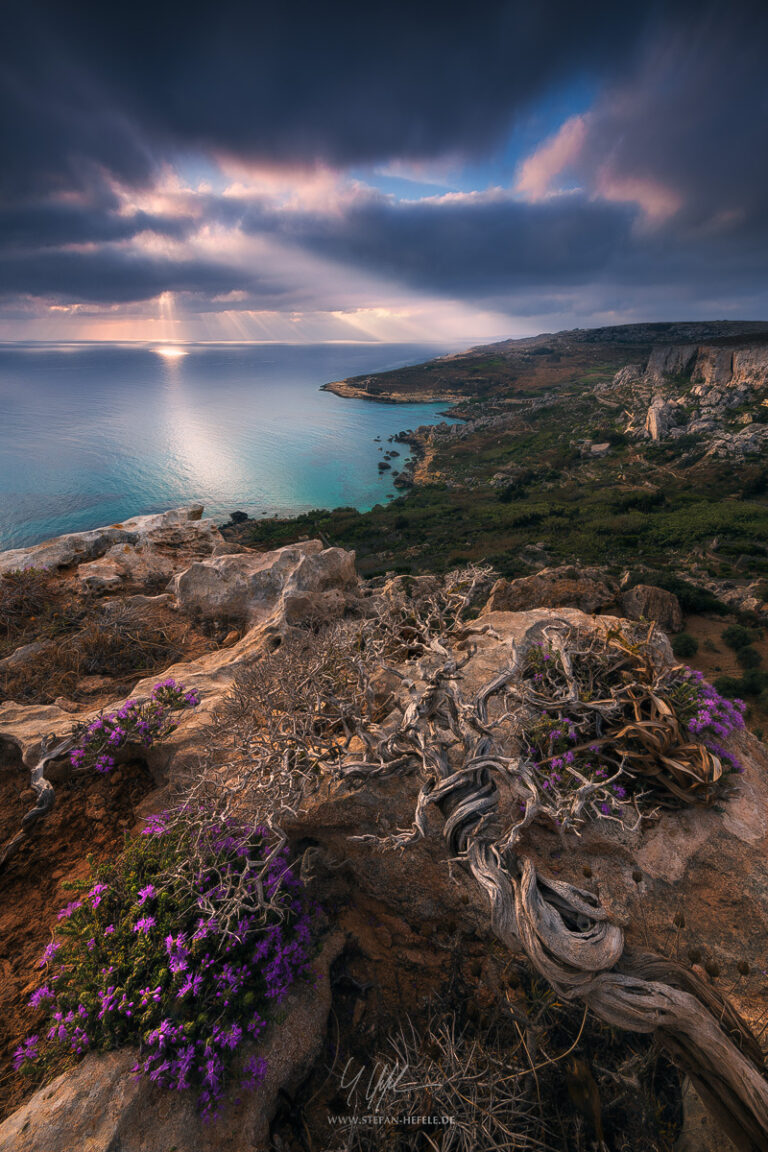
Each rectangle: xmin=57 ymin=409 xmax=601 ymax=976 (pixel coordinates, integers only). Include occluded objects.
xmin=483 ymin=566 xmax=618 ymax=615
xmin=0 ymin=514 xmax=361 ymax=777
xmin=170 ymin=541 xmax=358 ymax=626
xmin=0 ymin=506 xmax=214 ymax=578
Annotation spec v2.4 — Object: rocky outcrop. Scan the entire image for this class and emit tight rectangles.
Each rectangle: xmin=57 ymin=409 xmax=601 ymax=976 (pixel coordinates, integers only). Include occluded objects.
xmin=707 ymin=423 xmax=768 ymax=459
xmin=483 ymin=566 xmax=617 ymax=615
xmin=621 ymin=584 xmax=684 ymax=632
xmin=0 ymin=933 xmax=343 ymax=1152
xmin=644 ymin=395 xmax=684 ymax=440
xmin=0 ymin=521 xmax=361 ymax=776
xmin=0 ymin=507 xmax=215 ymax=578
xmin=170 ymin=541 xmax=358 ymax=627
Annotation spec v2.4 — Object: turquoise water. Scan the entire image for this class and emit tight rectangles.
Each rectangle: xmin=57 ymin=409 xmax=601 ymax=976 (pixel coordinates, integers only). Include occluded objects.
xmin=0 ymin=342 xmax=454 ymax=549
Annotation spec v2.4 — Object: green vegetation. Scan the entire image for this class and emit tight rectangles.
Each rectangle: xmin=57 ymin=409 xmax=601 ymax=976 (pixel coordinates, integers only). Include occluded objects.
xmin=672 ymin=633 xmax=699 ymax=658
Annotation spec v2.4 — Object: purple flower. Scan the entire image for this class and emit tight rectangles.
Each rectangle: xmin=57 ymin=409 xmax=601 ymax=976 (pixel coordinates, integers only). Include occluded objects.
xmin=104 ymin=924 xmax=115 ymax=936
xmin=39 ymin=940 xmax=61 ymax=967
xmin=89 ymin=883 xmax=108 ymax=907
xmin=137 ymin=884 xmax=157 ymax=906
xmin=28 ymin=985 xmax=54 ymax=1009
xmin=57 ymin=899 xmax=82 ymax=920
xmin=134 ymin=916 xmax=156 ymax=934
xmin=13 ymin=1035 xmax=39 ymax=1070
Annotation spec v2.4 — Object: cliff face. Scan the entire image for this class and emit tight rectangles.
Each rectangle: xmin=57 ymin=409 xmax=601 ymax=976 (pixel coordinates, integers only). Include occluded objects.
xmin=646 ymin=341 xmax=768 ymax=391
xmin=615 ymin=339 xmax=768 ymax=452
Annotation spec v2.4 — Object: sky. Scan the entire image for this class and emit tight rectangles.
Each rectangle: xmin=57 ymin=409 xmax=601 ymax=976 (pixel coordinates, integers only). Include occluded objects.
xmin=2 ymin=0 xmax=768 ymax=344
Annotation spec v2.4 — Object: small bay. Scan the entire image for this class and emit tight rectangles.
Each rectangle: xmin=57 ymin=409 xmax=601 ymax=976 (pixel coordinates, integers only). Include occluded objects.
xmin=0 ymin=341 xmax=453 ymax=549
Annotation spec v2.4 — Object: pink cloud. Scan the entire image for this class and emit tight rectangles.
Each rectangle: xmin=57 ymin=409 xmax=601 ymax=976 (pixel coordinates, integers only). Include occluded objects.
xmin=515 ymin=115 xmax=588 ymax=200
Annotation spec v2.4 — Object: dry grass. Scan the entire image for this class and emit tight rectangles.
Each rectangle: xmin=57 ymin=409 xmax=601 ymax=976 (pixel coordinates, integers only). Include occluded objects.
xmin=0 ymin=605 xmax=191 ymax=704
xmin=0 ymin=569 xmax=62 ymax=642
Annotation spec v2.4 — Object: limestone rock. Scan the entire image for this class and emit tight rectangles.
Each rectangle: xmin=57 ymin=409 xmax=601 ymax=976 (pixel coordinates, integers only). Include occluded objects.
xmin=76 ymin=509 xmax=224 ymax=592
xmin=483 ymin=567 xmax=617 ymax=615
xmin=0 ymin=933 xmax=343 ymax=1152
xmin=645 ymin=345 xmax=698 ymax=384
xmin=645 ymin=395 xmax=684 ymax=441
xmin=170 ymin=541 xmax=358 ymax=626
xmin=621 ymin=584 xmax=684 ymax=633
xmin=0 ymin=507 xmax=208 ymax=576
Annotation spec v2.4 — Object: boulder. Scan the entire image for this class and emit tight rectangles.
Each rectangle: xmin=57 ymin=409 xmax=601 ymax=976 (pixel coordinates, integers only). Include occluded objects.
xmin=76 ymin=509 xmax=225 ymax=592
xmin=621 ymin=583 xmax=684 ymax=632
xmin=483 ymin=566 xmax=617 ymax=615
xmin=645 ymin=396 xmax=683 ymax=441
xmin=0 ymin=933 xmax=343 ymax=1152
xmin=170 ymin=541 xmax=358 ymax=626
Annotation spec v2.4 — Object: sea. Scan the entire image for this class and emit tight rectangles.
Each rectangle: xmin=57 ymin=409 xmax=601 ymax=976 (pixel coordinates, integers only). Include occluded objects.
xmin=0 ymin=341 xmax=456 ymax=550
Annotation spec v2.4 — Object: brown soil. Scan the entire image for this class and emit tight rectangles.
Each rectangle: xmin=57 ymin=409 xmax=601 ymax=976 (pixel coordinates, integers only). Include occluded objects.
xmin=0 ymin=748 xmax=156 ymax=1121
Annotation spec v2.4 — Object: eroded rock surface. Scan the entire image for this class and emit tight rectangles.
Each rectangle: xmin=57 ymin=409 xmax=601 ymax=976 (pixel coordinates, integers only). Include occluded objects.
xmin=483 ymin=566 xmax=618 ymax=615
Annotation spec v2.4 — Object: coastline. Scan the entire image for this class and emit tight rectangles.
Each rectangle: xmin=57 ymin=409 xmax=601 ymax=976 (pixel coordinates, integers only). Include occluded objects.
xmin=320 ymin=379 xmax=468 ymax=403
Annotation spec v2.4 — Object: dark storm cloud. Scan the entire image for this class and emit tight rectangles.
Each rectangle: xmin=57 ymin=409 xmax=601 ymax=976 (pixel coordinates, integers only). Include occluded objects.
xmin=575 ymin=5 xmax=768 ymax=234
xmin=0 ymin=201 xmax=195 ymax=250
xmin=1 ymin=0 xmax=690 ymax=197
xmin=235 ymin=186 xmax=768 ymax=306
xmin=239 ymin=192 xmax=635 ymax=294
xmin=0 ymin=249 xmax=267 ymax=304
xmin=1 ymin=0 xmax=767 ymax=317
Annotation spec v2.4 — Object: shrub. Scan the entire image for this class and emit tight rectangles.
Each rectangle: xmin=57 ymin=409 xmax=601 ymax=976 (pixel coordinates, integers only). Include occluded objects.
xmin=722 ymin=624 xmax=759 ymax=651
xmin=0 ymin=568 xmax=58 ymax=636
xmin=672 ymin=633 xmax=699 ymax=658
xmin=16 ymin=812 xmax=317 ymax=1117
xmin=736 ymin=646 xmax=762 ymax=670
xmin=653 ymin=575 xmax=726 ymax=615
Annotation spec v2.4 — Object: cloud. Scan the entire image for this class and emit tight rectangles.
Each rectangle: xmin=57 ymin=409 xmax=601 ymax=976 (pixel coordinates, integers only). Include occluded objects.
xmin=515 ymin=115 xmax=588 ymax=200
xmin=1 ymin=0 xmax=768 ymax=339
xmin=1 ymin=0 xmax=684 ymax=196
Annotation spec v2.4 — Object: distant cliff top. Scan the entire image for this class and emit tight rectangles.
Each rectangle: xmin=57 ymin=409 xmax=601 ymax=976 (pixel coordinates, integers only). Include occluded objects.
xmin=323 ymin=320 xmax=768 ymax=403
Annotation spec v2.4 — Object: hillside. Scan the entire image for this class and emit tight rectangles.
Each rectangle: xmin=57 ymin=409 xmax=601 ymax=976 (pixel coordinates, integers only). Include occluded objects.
xmin=321 ymin=321 xmax=768 ymax=402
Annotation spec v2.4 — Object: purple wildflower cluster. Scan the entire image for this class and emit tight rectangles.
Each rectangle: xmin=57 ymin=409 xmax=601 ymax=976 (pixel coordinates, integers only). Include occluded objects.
xmin=16 ymin=815 xmax=317 ymax=1118
xmin=524 ymin=714 xmax=628 ymax=823
xmin=69 ymin=679 xmax=200 ymax=774
xmin=673 ymin=668 xmax=746 ymax=774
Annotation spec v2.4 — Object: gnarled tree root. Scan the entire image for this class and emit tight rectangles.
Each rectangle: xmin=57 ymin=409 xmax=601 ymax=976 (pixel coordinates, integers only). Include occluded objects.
xmin=339 ymin=636 xmax=768 ymax=1152
xmin=0 ymin=733 xmax=75 ymax=870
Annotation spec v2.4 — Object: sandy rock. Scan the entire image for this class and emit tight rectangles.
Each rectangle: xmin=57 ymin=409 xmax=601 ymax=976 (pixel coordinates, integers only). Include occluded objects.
xmin=0 ymin=506 xmax=207 ymax=576
xmin=0 ymin=932 xmax=343 ymax=1152
xmin=170 ymin=541 xmax=358 ymax=626
xmin=621 ymin=584 xmax=684 ymax=632
xmin=76 ymin=509 xmax=224 ymax=593
xmin=483 ymin=567 xmax=617 ymax=615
